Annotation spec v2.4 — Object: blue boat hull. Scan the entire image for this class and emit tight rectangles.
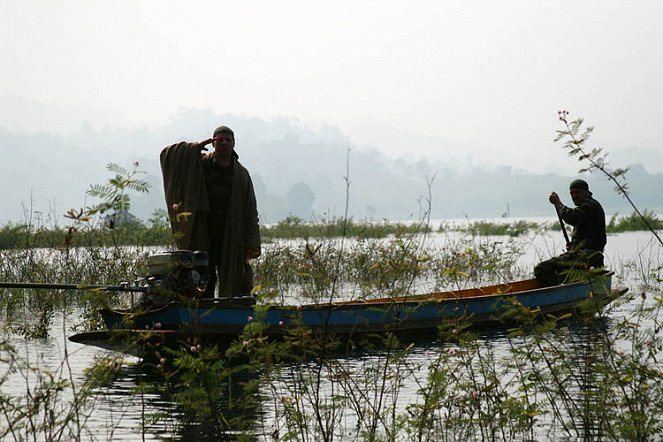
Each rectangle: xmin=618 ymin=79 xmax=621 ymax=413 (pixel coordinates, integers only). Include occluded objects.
xmin=97 ymin=274 xmax=626 ymax=339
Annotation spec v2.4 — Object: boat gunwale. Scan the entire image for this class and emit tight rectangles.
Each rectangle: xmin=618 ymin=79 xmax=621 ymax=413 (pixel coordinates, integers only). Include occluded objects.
xmin=104 ymin=273 xmax=616 ymax=316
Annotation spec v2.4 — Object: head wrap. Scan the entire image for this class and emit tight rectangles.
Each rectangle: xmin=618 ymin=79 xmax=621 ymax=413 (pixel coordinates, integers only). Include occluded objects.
xmin=569 ymin=179 xmax=591 ymax=195
xmin=213 ymin=125 xmax=234 ymax=139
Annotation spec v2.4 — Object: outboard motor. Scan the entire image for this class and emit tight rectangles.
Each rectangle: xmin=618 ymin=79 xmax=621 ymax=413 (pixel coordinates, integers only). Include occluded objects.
xmin=143 ymin=250 xmax=208 ymax=305
xmin=192 ymin=250 xmax=210 ymax=286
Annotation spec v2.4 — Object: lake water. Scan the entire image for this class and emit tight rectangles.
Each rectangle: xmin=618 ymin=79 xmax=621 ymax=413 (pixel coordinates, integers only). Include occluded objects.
xmin=1 ymin=226 xmax=661 ymax=440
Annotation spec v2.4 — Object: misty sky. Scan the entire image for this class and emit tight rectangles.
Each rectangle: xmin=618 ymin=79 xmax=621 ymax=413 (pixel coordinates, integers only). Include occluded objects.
xmin=2 ymin=1 xmax=662 ymax=175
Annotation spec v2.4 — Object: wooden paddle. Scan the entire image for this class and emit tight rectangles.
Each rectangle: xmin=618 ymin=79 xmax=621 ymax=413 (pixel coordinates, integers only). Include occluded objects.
xmin=555 ymin=205 xmax=571 ymax=249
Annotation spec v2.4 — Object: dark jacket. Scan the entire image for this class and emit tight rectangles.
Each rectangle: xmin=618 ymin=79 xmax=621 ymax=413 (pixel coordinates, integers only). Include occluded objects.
xmin=558 ymin=196 xmax=606 ymax=252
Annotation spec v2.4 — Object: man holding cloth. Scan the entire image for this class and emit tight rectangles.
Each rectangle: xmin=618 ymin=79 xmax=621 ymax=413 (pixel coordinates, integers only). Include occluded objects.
xmin=160 ymin=125 xmax=261 ymax=297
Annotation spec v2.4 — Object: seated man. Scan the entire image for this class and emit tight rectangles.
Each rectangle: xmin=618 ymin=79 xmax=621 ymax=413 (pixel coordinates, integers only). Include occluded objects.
xmin=534 ymin=179 xmax=606 ymax=286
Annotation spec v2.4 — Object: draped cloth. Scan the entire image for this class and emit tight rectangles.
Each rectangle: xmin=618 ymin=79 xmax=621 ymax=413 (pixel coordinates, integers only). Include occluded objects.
xmin=160 ymin=142 xmax=210 ymax=250
xmin=160 ymin=142 xmax=261 ymax=297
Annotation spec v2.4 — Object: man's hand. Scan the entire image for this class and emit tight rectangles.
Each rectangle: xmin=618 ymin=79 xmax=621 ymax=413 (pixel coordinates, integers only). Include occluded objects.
xmin=548 ymin=191 xmax=561 ymax=206
xmin=244 ymin=246 xmax=261 ymax=262
xmin=197 ymin=137 xmax=215 ymax=151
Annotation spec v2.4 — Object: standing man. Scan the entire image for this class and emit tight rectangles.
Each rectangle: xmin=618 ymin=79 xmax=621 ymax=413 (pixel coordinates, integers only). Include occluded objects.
xmin=160 ymin=125 xmax=261 ymax=297
xmin=534 ymin=179 xmax=606 ymax=286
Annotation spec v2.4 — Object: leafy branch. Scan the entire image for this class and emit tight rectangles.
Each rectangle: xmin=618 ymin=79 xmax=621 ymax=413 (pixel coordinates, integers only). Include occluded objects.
xmin=554 ymin=111 xmax=662 ymax=247
xmin=85 ymin=162 xmax=150 ymax=218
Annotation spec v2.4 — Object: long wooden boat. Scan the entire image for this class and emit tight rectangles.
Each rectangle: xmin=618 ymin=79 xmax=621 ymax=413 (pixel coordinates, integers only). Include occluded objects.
xmin=69 ymin=273 xmax=627 ymax=349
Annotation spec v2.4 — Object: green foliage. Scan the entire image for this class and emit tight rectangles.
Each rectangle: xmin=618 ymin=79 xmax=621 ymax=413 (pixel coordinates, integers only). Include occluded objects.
xmin=0 ymin=223 xmax=30 ymax=249
xmin=608 ymin=210 xmax=663 ymax=233
xmin=261 ymin=215 xmax=431 ymax=240
xmin=455 ymin=220 xmax=542 ymax=237
xmin=430 ymin=238 xmax=522 ymax=290
xmin=0 ymin=220 xmax=173 ymax=250
xmin=86 ymin=162 xmax=150 ymax=217
xmin=5 ymin=212 xmax=660 ymax=251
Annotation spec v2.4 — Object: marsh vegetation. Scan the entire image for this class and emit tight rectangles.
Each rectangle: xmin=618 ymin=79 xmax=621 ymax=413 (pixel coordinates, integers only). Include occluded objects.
xmin=1 ymin=219 xmax=661 ymax=441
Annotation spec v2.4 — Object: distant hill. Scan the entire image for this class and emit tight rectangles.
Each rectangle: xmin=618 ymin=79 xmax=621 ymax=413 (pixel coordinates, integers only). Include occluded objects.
xmin=1 ymin=108 xmax=661 ymax=226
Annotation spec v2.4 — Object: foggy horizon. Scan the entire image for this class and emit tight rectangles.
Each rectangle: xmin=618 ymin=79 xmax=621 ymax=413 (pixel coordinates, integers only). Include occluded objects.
xmin=1 ymin=107 xmax=661 ymax=227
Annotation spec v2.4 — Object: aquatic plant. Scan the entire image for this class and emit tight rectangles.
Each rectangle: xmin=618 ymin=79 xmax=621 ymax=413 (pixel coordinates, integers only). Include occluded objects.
xmin=607 ymin=210 xmax=663 ymax=233
xmin=452 ymin=220 xmax=543 ymax=237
